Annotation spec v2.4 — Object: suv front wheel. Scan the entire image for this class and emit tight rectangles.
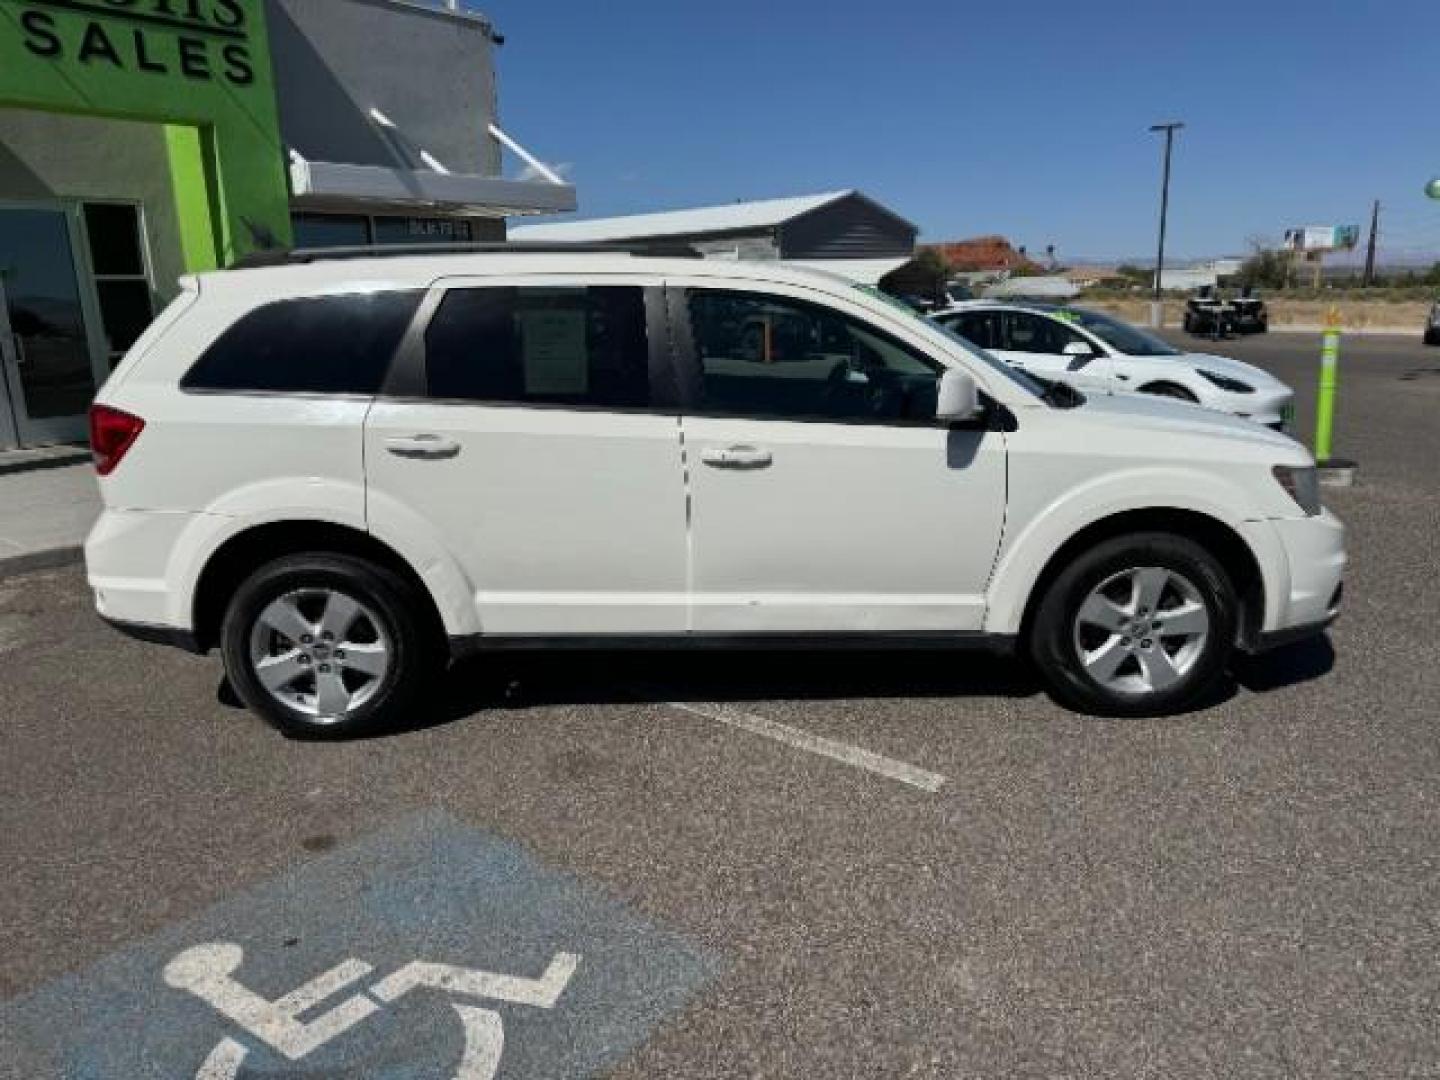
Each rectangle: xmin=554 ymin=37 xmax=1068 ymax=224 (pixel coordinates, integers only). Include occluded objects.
xmin=1030 ymin=532 xmax=1237 ymax=716
xmin=220 ymin=553 xmax=435 ymax=738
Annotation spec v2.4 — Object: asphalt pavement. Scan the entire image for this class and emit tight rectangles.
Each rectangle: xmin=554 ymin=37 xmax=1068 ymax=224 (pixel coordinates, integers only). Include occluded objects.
xmin=2 ymin=332 xmax=1438 ymax=1078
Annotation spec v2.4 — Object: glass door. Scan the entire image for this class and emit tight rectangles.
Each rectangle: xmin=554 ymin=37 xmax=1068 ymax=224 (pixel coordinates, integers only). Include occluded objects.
xmin=0 ymin=204 xmax=109 ymax=447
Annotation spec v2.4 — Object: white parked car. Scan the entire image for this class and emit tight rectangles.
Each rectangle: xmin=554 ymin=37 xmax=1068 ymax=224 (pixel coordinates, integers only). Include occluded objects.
xmin=85 ymin=246 xmax=1343 ymax=735
xmin=932 ymin=301 xmax=1294 ymax=429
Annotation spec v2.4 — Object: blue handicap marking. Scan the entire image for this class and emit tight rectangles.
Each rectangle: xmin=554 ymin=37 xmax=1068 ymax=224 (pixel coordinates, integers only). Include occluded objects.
xmin=1 ymin=810 xmax=721 ymax=1077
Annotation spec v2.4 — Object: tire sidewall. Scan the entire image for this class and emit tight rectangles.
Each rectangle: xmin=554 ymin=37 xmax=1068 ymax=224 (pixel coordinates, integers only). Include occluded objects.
xmin=221 ymin=554 xmax=429 ymax=738
xmin=1031 ymin=533 xmax=1238 ymax=717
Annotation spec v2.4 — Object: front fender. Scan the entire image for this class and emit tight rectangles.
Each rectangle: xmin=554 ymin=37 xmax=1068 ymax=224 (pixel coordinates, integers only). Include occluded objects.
xmin=984 ymin=466 xmax=1287 ymax=636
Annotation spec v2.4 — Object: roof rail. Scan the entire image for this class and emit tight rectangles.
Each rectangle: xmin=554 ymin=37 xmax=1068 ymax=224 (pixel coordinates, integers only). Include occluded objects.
xmin=229 ymin=240 xmax=703 ymax=269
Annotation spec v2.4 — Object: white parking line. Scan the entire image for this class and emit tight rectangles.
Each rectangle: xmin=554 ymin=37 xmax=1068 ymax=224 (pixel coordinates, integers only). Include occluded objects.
xmin=662 ymin=700 xmax=947 ymax=793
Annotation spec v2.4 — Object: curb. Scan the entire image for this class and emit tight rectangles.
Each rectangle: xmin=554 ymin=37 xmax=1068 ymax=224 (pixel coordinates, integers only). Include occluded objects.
xmin=1261 ymin=326 xmax=1418 ymax=336
xmin=0 ymin=545 xmax=84 ymax=581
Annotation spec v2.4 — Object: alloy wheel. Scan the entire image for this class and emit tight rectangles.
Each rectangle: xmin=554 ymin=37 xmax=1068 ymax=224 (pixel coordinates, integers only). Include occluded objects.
xmin=1071 ymin=566 xmax=1211 ymax=696
xmin=247 ymin=588 xmax=391 ymax=721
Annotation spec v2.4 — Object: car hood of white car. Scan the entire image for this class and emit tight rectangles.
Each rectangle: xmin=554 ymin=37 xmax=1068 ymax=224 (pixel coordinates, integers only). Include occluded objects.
xmin=1072 ymin=386 xmax=1304 ymax=454
xmin=1165 ymin=351 xmax=1290 ymax=392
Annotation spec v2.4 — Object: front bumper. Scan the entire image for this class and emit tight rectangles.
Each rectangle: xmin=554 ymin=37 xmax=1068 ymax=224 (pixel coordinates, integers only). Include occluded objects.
xmin=1235 ymin=388 xmax=1294 ymax=431
xmin=1241 ymin=509 xmax=1345 ymax=653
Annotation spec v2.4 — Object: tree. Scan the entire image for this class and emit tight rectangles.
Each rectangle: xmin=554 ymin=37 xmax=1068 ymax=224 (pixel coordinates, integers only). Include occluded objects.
xmin=879 ymin=248 xmax=952 ymax=303
xmin=1236 ymin=245 xmax=1291 ymax=289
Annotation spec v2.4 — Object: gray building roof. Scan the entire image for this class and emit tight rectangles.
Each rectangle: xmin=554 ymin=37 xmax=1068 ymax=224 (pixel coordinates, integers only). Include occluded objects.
xmin=511 ymin=190 xmax=912 ymax=242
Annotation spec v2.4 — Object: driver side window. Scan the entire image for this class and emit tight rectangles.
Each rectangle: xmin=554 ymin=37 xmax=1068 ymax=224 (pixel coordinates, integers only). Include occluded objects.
xmin=686 ymin=290 xmax=942 ymax=423
xmin=1003 ymin=311 xmax=1087 ymax=354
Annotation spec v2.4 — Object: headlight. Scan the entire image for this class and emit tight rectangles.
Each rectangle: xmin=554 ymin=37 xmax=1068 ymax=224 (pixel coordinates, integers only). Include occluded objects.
xmin=1273 ymin=465 xmax=1322 ymax=516
xmin=1198 ymin=369 xmax=1254 ymax=393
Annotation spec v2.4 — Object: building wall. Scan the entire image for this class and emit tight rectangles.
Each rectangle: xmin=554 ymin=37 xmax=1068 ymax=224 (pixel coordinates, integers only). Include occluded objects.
xmin=779 ymin=196 xmax=916 ymax=260
xmin=0 ymin=110 xmax=186 ymax=301
xmin=268 ymin=0 xmax=500 ymax=177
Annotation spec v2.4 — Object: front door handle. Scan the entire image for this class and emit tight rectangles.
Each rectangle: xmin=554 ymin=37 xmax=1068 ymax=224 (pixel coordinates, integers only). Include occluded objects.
xmin=699 ymin=444 xmax=773 ymax=469
xmin=384 ymin=434 xmax=461 ymax=460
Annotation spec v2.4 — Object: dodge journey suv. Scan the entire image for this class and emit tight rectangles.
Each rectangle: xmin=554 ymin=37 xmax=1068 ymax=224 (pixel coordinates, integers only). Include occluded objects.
xmin=85 ymin=245 xmax=1345 ymax=736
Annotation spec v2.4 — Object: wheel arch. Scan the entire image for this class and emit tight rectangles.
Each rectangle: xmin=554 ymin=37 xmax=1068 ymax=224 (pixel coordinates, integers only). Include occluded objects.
xmin=1135 ymin=380 xmax=1199 ymax=402
xmin=191 ymin=521 xmax=450 ymax=654
xmin=995 ymin=507 xmax=1267 ymax=651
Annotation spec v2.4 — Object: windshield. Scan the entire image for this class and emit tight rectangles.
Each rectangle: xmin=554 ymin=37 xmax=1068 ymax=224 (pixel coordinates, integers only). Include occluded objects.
xmin=853 ymin=285 xmax=1049 ymax=400
xmin=1058 ymin=308 xmax=1181 ymax=357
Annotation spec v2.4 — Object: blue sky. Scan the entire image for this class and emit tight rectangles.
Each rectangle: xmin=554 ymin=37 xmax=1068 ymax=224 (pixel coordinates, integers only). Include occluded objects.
xmin=485 ymin=0 xmax=1440 ymax=261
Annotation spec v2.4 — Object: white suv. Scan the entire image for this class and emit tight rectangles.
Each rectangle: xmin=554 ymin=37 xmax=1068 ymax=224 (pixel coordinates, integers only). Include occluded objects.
xmin=85 ymin=246 xmax=1345 ymax=735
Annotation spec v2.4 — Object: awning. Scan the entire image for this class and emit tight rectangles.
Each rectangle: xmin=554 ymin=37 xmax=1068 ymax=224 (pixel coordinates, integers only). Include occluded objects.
xmin=289 ymin=158 xmax=577 ymax=218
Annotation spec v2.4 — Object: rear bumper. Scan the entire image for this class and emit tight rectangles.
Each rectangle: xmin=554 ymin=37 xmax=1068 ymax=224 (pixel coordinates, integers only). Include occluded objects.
xmin=85 ymin=508 xmax=198 ymax=634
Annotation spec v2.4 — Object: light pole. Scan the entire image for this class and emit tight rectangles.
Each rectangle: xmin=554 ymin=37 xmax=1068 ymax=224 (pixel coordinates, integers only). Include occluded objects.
xmin=1149 ymin=121 xmax=1184 ymax=328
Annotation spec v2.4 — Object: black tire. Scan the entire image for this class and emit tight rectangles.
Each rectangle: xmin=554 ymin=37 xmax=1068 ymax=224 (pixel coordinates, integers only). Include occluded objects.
xmin=1029 ymin=532 xmax=1237 ymax=717
xmin=1424 ymin=329 xmax=1440 ymax=346
xmin=1139 ymin=381 xmax=1198 ymax=403
xmin=220 ymin=553 xmax=438 ymax=738
xmin=1182 ymin=313 xmax=1195 ymax=333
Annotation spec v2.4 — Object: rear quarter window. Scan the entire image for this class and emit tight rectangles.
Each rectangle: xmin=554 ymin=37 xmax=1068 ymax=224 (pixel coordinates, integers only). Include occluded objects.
xmin=181 ymin=290 xmax=422 ymax=394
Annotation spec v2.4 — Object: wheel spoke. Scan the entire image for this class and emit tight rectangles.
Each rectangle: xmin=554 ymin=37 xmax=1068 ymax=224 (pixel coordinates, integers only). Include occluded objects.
xmin=1078 ymin=593 xmax=1130 ymax=633
xmin=319 ymin=592 xmax=363 ymax=640
xmin=255 ymin=649 xmax=308 ymax=692
xmin=1138 ymin=647 xmax=1183 ymax=691
xmin=1156 ymin=600 xmax=1208 ymax=638
xmin=315 ymin=668 xmax=352 ymax=717
xmin=338 ymin=641 xmax=387 ymax=678
xmin=259 ymin=597 xmax=314 ymax=644
xmin=1083 ymin=638 xmax=1130 ymax=684
xmin=1131 ymin=567 xmax=1170 ymax=614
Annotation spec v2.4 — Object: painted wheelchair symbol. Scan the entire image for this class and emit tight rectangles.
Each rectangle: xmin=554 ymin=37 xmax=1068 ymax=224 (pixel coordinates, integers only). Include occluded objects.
xmin=163 ymin=941 xmax=580 ymax=1079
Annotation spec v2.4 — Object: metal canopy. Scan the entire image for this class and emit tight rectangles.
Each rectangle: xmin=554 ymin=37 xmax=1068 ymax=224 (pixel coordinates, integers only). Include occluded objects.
xmin=289 ymin=157 xmax=578 ymax=218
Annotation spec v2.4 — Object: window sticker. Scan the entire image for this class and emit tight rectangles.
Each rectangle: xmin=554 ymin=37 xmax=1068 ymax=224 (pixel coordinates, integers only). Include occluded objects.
xmin=518 ymin=309 xmax=589 ymax=395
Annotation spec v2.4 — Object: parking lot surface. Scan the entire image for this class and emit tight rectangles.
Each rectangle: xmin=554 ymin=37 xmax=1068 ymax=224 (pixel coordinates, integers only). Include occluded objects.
xmin=2 ymin=332 xmax=1438 ymax=1077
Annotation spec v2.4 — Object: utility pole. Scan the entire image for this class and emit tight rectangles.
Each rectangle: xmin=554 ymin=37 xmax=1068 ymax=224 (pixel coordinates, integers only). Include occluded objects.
xmin=1149 ymin=122 xmax=1184 ymax=328
xmin=1363 ymin=199 xmax=1380 ymax=286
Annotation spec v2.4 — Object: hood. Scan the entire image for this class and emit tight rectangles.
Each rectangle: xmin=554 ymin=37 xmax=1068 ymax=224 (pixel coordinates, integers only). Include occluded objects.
xmin=1075 ymin=389 xmax=1307 ymax=456
xmin=1174 ymin=351 xmax=1289 ymax=390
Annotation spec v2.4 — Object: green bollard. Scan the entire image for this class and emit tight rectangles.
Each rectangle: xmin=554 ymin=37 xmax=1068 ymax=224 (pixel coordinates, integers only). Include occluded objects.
xmin=1313 ymin=306 xmax=1358 ymax=486
xmin=1314 ymin=308 xmax=1340 ymax=463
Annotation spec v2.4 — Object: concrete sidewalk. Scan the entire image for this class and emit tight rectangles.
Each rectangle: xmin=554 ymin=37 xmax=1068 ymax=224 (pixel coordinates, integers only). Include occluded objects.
xmin=0 ymin=460 xmax=100 ymax=579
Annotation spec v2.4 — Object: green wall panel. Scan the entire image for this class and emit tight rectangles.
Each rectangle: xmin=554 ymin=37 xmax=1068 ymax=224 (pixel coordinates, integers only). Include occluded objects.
xmin=0 ymin=0 xmax=292 ymax=268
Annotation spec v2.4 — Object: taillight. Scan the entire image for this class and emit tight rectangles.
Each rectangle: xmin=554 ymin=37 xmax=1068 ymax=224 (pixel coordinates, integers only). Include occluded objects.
xmin=89 ymin=404 xmax=145 ymax=477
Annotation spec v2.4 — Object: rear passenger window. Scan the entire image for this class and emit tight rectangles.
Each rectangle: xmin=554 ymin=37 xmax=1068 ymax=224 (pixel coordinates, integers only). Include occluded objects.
xmin=423 ymin=286 xmax=650 ymax=408
xmin=182 ymin=291 xmax=422 ymax=394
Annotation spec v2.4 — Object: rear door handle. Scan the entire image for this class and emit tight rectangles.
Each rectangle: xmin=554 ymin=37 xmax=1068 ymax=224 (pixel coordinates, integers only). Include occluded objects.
xmin=384 ymin=434 xmax=461 ymax=460
xmin=699 ymin=444 xmax=773 ymax=469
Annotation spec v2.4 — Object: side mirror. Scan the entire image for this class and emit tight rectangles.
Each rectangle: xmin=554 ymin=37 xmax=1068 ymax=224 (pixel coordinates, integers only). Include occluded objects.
xmin=936 ymin=369 xmax=982 ymax=422
xmin=1062 ymin=340 xmax=1095 ymax=370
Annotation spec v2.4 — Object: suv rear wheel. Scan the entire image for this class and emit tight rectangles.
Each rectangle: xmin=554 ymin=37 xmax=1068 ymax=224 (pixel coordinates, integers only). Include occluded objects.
xmin=1029 ymin=532 xmax=1237 ymax=716
xmin=220 ymin=553 xmax=435 ymax=738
